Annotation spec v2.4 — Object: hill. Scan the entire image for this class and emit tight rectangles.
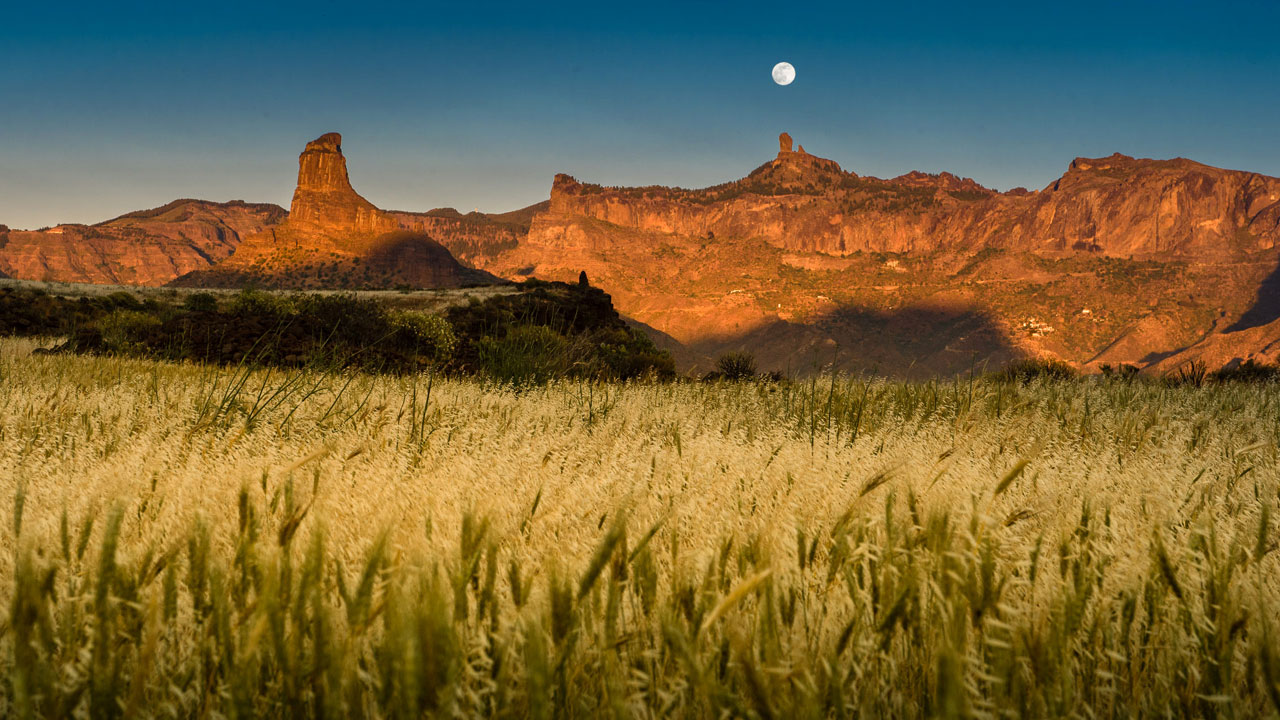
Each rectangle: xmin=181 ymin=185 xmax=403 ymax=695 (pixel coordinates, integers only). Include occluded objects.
xmin=0 ymin=200 xmax=284 ymax=285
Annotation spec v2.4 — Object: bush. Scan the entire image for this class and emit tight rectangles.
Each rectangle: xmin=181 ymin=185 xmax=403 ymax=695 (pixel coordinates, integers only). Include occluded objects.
xmin=1099 ymin=363 xmax=1141 ymax=380
xmin=592 ymin=327 xmax=676 ymax=380
xmin=295 ymin=293 xmax=383 ymax=342
xmin=1164 ymin=359 xmax=1208 ymax=388
xmin=1209 ymin=358 xmax=1280 ymax=383
xmin=995 ymin=358 xmax=1077 ymax=383
xmin=390 ymin=311 xmax=457 ymax=365
xmin=230 ymin=289 xmax=294 ymax=318
xmin=98 ymin=309 xmax=161 ymax=353
xmin=714 ymin=351 xmax=758 ymax=381
xmin=105 ymin=290 xmax=143 ymax=311
xmin=183 ymin=292 xmax=219 ymax=313
xmin=476 ymin=325 xmax=573 ymax=385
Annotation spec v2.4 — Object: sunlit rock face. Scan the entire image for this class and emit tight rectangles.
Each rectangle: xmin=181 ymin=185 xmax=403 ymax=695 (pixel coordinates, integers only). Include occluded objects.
xmin=524 ymin=137 xmax=1280 ymax=260
xmin=0 ymin=200 xmax=285 ymax=286
xmin=287 ymin=132 xmax=398 ymax=235
xmin=173 ymin=133 xmax=503 ymax=290
xmin=464 ymin=134 xmax=1280 ymax=375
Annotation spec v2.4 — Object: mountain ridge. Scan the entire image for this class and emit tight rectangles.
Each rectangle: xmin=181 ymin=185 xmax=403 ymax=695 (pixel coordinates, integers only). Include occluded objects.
xmin=4 ymin=131 xmax=1280 ymax=375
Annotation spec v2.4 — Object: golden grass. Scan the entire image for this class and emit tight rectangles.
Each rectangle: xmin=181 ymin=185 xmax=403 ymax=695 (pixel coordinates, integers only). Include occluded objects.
xmin=1 ymin=336 xmax=1278 ymax=717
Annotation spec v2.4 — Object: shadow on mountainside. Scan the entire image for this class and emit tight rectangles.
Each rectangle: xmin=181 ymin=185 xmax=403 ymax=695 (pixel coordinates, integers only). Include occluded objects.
xmin=685 ymin=302 xmax=1027 ymax=379
xmin=1226 ymin=257 xmax=1280 ymax=332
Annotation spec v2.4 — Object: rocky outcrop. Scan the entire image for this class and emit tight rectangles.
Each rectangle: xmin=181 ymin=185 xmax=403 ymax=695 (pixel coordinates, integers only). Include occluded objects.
xmin=0 ymin=200 xmax=285 ymax=286
xmin=288 ymin=133 xmax=398 ymax=234
xmin=524 ymin=137 xmax=1280 ymax=260
xmin=467 ymin=133 xmax=1280 ymax=375
xmin=174 ymin=133 xmax=502 ymax=290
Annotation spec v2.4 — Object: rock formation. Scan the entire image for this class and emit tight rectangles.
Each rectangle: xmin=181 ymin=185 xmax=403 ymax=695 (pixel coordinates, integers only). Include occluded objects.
xmin=463 ymin=134 xmax=1280 ymax=376
xmin=173 ymin=133 xmax=502 ymax=289
xmin=7 ymin=129 xmax=1280 ymax=376
xmin=287 ymin=133 xmax=398 ymax=234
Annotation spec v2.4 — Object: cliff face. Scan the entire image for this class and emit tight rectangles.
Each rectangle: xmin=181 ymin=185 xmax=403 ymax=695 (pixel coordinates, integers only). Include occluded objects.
xmin=537 ymin=134 xmax=1280 ymax=260
xmin=473 ymin=134 xmax=1280 ymax=376
xmin=0 ymin=200 xmax=285 ymax=286
xmin=175 ymin=133 xmax=501 ymax=290
xmin=287 ymin=133 xmax=399 ymax=234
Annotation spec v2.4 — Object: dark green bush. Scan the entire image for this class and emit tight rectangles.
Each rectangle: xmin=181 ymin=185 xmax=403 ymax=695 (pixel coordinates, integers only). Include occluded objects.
xmin=98 ymin=309 xmax=162 ymax=354
xmin=714 ymin=351 xmax=758 ymax=381
xmin=105 ymin=290 xmax=144 ymax=311
xmin=390 ymin=311 xmax=457 ymax=365
xmin=476 ymin=325 xmax=574 ymax=385
xmin=994 ymin=358 xmax=1077 ymax=383
xmin=183 ymin=292 xmax=219 ymax=313
xmin=593 ymin=327 xmax=676 ymax=380
xmin=230 ymin=289 xmax=294 ymax=318
xmin=1209 ymin=358 xmax=1280 ymax=383
xmin=1164 ymin=359 xmax=1208 ymax=388
xmin=1099 ymin=363 xmax=1141 ymax=380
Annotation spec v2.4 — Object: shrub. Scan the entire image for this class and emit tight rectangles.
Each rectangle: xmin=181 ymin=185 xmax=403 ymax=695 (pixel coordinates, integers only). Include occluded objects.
xmin=104 ymin=290 xmax=143 ymax=311
xmin=390 ymin=311 xmax=457 ymax=365
xmin=1210 ymin=358 xmax=1280 ymax=383
xmin=715 ymin=351 xmax=758 ymax=381
xmin=592 ymin=327 xmax=676 ymax=380
xmin=1099 ymin=363 xmax=1141 ymax=380
xmin=995 ymin=358 xmax=1077 ymax=383
xmin=230 ymin=289 xmax=294 ymax=318
xmin=476 ymin=325 xmax=573 ymax=385
xmin=98 ymin=309 xmax=161 ymax=353
xmin=183 ymin=292 xmax=219 ymax=313
xmin=1164 ymin=359 xmax=1208 ymax=388
xmin=296 ymin=293 xmax=383 ymax=343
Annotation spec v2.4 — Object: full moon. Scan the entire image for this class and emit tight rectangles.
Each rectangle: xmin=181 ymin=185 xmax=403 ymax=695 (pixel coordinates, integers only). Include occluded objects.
xmin=772 ymin=61 xmax=796 ymax=86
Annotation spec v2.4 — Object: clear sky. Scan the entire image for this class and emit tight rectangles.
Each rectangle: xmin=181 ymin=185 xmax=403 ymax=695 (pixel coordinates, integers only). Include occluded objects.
xmin=3 ymin=0 xmax=1278 ymax=229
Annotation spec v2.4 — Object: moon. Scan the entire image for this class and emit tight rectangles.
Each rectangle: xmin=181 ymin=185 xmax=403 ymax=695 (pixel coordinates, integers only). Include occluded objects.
xmin=772 ymin=61 xmax=795 ymax=86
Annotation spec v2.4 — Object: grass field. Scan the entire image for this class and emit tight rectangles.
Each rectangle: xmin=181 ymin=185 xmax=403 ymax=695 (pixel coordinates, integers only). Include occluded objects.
xmin=1 ymin=335 xmax=1278 ymax=717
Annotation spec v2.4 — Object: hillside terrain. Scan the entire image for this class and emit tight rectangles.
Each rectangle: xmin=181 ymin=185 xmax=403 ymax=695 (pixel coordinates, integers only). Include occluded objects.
xmin=5 ymin=131 xmax=1280 ymax=375
xmin=0 ymin=200 xmax=284 ymax=285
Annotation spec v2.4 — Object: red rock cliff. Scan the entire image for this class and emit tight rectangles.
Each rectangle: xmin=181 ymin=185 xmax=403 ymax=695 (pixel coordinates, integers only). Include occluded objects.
xmin=287 ymin=132 xmax=399 ymax=234
xmin=530 ymin=137 xmax=1280 ymax=260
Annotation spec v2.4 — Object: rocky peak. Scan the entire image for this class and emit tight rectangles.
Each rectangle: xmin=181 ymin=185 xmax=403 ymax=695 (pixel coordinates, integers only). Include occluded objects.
xmin=289 ymin=132 xmax=396 ymax=234
xmin=1068 ymin=153 xmax=1137 ymax=173
xmin=765 ymin=133 xmax=845 ymax=184
xmin=778 ymin=132 xmax=793 ymax=156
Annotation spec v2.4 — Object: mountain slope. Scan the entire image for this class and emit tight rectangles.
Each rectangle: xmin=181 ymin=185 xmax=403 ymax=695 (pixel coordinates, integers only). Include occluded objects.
xmin=0 ymin=200 xmax=285 ymax=285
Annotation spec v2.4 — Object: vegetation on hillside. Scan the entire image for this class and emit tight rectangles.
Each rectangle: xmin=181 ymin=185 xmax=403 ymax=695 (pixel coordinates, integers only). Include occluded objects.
xmin=0 ymin=281 xmax=675 ymax=382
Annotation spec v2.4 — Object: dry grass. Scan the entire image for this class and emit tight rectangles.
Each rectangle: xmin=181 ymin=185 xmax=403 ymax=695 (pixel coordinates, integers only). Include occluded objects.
xmin=1 ymin=336 xmax=1278 ymax=717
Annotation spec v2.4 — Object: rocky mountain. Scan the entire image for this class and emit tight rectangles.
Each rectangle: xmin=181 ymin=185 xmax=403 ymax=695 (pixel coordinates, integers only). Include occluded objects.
xmin=6 ymin=130 xmax=1280 ymax=376
xmin=173 ymin=133 xmax=502 ymax=289
xmin=0 ymin=200 xmax=285 ymax=285
xmin=467 ymin=134 xmax=1280 ymax=376
xmin=0 ymin=135 xmax=535 ymax=289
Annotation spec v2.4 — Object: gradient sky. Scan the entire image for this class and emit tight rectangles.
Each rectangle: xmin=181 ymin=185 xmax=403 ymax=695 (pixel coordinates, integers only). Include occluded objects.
xmin=3 ymin=0 xmax=1279 ymax=229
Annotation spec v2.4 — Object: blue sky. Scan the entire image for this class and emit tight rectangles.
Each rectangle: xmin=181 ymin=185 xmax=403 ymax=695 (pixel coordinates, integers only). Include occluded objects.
xmin=2 ymin=0 xmax=1278 ymax=229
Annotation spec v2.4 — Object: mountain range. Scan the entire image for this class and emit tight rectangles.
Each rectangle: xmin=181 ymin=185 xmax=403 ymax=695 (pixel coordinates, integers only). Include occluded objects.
xmin=3 ymin=131 xmax=1279 ymax=376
